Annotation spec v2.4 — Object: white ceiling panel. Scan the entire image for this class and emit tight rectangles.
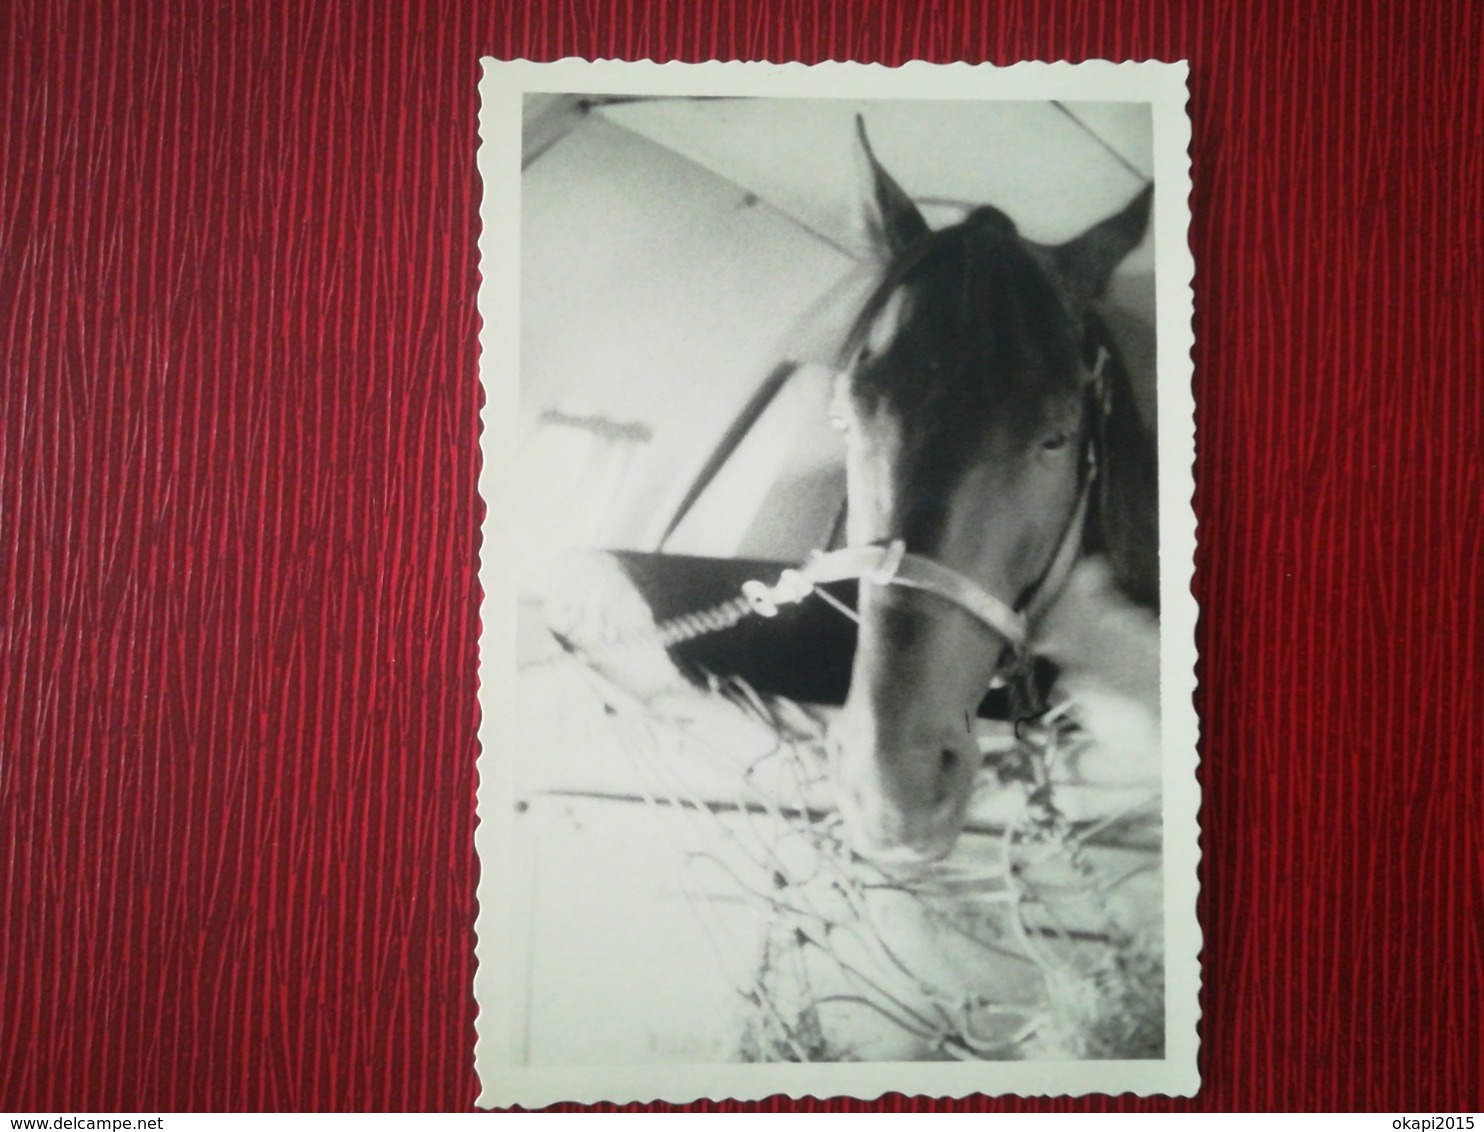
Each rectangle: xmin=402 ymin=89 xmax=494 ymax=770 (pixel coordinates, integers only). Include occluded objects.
xmin=599 ymin=97 xmax=1154 ymax=269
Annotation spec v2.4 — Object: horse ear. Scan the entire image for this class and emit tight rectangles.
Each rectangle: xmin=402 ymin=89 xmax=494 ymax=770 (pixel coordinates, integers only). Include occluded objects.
xmin=852 ymin=115 xmax=929 ymax=260
xmin=1053 ymin=183 xmax=1153 ymax=306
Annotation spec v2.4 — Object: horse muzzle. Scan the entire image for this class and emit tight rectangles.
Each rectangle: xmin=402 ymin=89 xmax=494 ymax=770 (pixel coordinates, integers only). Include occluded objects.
xmin=830 ymin=719 xmax=981 ymax=864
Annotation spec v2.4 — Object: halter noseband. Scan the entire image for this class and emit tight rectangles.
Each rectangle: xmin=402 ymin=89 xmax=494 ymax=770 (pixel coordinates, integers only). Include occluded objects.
xmin=748 ymin=538 xmax=1031 ymax=645
xmin=743 ymin=346 xmax=1111 ymax=662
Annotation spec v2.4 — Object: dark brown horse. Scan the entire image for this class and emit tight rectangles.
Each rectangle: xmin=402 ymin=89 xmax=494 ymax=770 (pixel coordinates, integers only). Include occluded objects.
xmin=827 ymin=120 xmax=1159 ymax=863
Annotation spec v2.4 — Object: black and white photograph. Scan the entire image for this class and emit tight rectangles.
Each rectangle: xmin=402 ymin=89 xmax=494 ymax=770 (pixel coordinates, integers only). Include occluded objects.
xmin=475 ymin=59 xmax=1197 ymax=1105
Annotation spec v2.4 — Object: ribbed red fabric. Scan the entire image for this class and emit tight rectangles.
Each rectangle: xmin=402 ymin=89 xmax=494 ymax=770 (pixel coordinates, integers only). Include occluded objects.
xmin=2 ymin=0 xmax=1481 ymax=1112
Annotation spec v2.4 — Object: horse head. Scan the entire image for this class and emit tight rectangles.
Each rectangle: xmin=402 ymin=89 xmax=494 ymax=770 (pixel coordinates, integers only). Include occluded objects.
xmin=830 ymin=119 xmax=1158 ymax=863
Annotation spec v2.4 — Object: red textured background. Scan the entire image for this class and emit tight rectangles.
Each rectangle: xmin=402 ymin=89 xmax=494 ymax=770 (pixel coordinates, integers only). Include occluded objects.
xmin=3 ymin=0 xmax=1481 ymax=1113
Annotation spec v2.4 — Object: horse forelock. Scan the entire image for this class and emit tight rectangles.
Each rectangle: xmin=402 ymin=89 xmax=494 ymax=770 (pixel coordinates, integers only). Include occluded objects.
xmin=839 ymin=214 xmax=1088 ymax=541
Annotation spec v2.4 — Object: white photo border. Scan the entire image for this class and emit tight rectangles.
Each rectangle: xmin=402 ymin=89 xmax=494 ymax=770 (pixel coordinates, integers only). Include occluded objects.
xmin=475 ymin=57 xmax=1198 ymax=1106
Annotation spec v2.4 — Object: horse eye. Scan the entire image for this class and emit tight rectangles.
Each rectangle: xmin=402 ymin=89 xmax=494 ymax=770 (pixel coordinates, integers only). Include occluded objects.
xmin=1041 ymin=430 xmax=1071 ymax=451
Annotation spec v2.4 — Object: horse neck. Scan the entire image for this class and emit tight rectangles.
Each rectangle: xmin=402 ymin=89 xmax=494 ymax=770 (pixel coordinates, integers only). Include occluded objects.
xmin=1082 ymin=312 xmax=1160 ymax=614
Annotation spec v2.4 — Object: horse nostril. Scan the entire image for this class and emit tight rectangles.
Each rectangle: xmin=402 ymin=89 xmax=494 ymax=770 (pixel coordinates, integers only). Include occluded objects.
xmin=936 ymin=747 xmax=973 ymax=807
